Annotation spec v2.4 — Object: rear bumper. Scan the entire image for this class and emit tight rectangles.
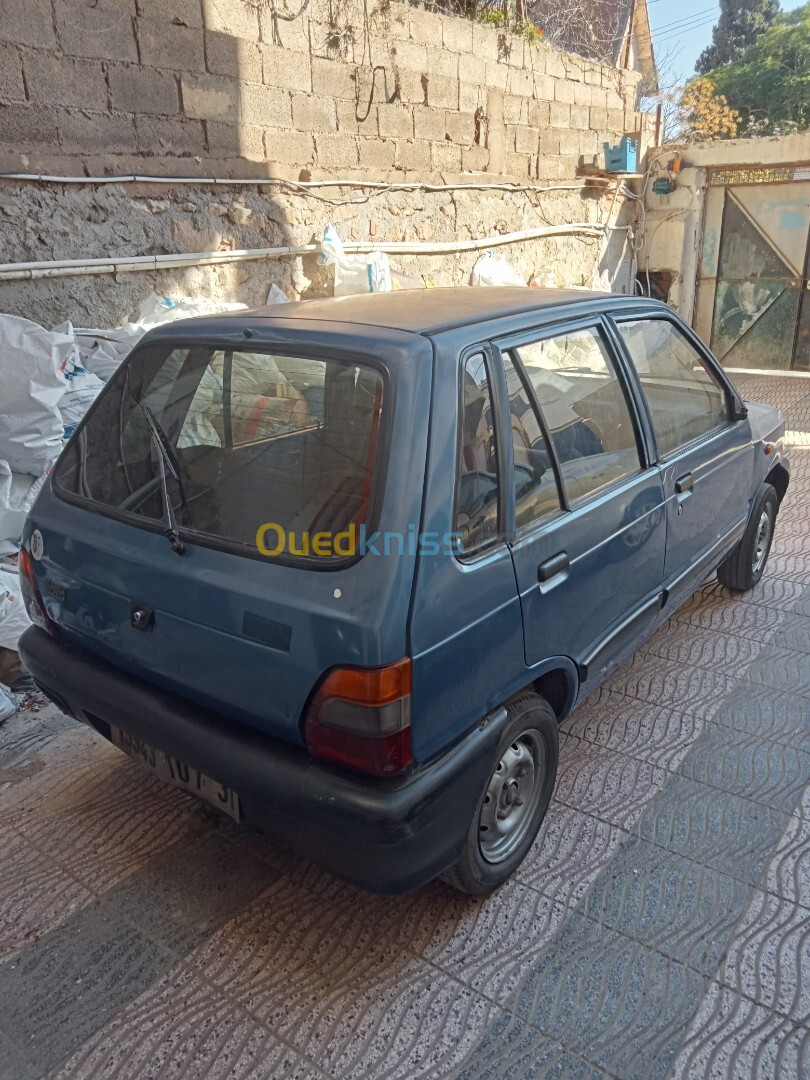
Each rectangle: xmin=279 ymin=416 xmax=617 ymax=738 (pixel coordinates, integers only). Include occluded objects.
xmin=19 ymin=626 xmax=503 ymax=893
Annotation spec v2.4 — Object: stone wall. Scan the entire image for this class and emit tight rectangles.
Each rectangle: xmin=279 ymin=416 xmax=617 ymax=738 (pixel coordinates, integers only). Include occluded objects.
xmin=0 ymin=0 xmax=645 ymax=181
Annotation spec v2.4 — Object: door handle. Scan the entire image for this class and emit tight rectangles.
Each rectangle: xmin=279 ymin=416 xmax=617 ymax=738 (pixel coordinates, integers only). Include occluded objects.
xmin=675 ymin=473 xmax=693 ymax=495
xmin=538 ymin=552 xmax=569 ymax=583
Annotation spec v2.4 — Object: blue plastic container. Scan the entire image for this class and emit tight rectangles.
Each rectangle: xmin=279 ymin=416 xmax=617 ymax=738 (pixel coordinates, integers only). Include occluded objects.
xmin=603 ymin=137 xmax=638 ymax=173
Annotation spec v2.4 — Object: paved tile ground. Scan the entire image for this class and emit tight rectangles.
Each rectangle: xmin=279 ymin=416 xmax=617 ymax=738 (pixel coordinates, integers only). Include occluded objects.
xmin=1 ymin=373 xmax=809 ymax=1080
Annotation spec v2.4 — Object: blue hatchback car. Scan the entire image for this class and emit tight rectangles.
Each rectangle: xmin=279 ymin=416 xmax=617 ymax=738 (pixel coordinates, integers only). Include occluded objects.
xmin=19 ymin=288 xmax=789 ymax=894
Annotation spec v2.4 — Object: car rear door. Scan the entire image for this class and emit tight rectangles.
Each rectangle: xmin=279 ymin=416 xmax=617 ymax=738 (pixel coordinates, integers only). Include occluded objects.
xmin=612 ymin=313 xmax=754 ymax=611
xmin=500 ymin=317 xmax=666 ymax=688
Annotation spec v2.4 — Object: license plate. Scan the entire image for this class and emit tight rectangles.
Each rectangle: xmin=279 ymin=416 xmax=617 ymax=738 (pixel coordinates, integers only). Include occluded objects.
xmin=111 ymin=727 xmax=241 ymax=822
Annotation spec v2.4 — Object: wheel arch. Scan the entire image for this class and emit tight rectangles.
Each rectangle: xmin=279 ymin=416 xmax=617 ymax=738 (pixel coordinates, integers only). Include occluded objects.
xmin=765 ymin=462 xmax=789 ymax=506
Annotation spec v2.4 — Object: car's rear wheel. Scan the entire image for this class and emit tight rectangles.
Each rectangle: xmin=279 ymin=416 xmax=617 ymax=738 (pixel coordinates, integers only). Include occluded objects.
xmin=441 ymin=693 xmax=558 ymax=895
xmin=717 ymin=483 xmax=778 ymax=592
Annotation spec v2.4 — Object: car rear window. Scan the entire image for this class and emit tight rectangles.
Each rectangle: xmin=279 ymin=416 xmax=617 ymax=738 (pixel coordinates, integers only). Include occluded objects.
xmin=53 ymin=342 xmax=386 ymax=563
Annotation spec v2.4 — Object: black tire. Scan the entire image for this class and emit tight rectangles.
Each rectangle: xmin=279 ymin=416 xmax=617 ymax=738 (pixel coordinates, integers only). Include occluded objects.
xmin=441 ymin=693 xmax=559 ymax=895
xmin=717 ymin=483 xmax=778 ymax=592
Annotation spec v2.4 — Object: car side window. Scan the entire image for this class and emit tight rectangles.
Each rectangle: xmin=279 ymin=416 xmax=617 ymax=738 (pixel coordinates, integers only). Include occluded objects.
xmin=616 ymin=318 xmax=730 ymax=457
xmin=456 ymin=353 xmax=500 ymax=554
xmin=515 ymin=326 xmax=642 ymax=505
xmin=501 ymin=352 xmax=562 ymax=529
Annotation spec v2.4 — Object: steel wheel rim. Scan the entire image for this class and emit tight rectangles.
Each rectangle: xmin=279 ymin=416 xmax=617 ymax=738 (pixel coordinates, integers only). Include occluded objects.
xmin=478 ymin=730 xmax=546 ymax=864
xmin=752 ymin=509 xmax=772 ymax=574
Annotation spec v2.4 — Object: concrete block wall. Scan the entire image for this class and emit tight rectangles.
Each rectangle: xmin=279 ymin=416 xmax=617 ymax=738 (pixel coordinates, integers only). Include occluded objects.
xmin=0 ymin=0 xmax=646 ymax=181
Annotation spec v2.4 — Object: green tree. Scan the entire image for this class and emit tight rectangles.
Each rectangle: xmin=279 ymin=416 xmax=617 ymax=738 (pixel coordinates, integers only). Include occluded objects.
xmin=696 ymin=0 xmax=780 ymax=73
xmin=708 ymin=4 xmax=810 ymax=135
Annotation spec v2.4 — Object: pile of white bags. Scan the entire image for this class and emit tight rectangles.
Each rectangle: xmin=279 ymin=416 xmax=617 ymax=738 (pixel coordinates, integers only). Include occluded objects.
xmin=471 ymin=252 xmax=527 ymax=287
xmin=0 ymin=566 xmax=29 ymax=652
xmin=321 ymin=226 xmax=392 ymax=296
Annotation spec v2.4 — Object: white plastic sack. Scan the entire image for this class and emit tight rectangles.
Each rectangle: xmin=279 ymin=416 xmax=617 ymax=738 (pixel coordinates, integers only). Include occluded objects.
xmin=74 ymin=323 xmax=145 ymax=382
xmin=267 ymin=284 xmax=290 ymax=305
xmin=471 ymin=252 xmax=526 ymax=288
xmin=320 ymin=226 xmax=392 ymax=296
xmin=0 ymin=566 xmax=31 ymax=652
xmin=139 ymin=293 xmax=247 ymax=329
xmin=0 ymin=683 xmax=17 ymax=723
xmin=0 ymin=463 xmax=45 ymax=555
xmin=0 ymin=315 xmax=73 ymax=475
xmin=59 ymin=358 xmax=105 ymax=439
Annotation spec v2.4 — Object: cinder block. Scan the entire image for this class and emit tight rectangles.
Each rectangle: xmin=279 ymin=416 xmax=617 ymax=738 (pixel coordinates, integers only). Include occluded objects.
xmin=505 ymin=151 xmax=531 ymax=178
xmin=538 ymin=129 xmax=560 ymax=155
xmin=0 ymin=102 xmax=59 ymax=148
xmin=261 ymin=43 xmax=312 ymax=92
xmin=409 ymin=8 xmax=436 ymax=46
xmin=504 ymin=95 xmax=526 ymax=125
xmin=311 ymin=57 xmax=356 ymax=100
xmin=579 ymin=128 xmax=598 ymax=155
xmin=553 ymin=78 xmax=575 ymax=104
xmin=315 ymin=132 xmax=359 ymax=168
xmin=259 ymin=8 xmax=309 ymax=53
xmin=203 ymin=0 xmax=258 ymax=41
xmin=558 ymin=128 xmax=580 ymax=157
xmin=0 ymin=43 xmax=24 ymax=103
xmin=396 ymin=139 xmax=431 ymax=171
xmin=570 ymin=104 xmax=589 ymax=130
xmin=559 ymin=154 xmax=579 ymax=177
xmin=538 ymin=154 xmax=565 ymax=179
xmin=545 ymin=50 xmax=566 ymax=79
xmin=462 ymin=144 xmax=489 ymax=172
xmin=508 ymin=67 xmax=534 ymax=98
xmin=563 ymin=55 xmax=585 ymax=82
xmin=26 ymin=53 xmax=107 ymax=110
xmin=472 ymin=24 xmax=500 ymax=62
xmin=584 ymin=62 xmax=602 ymax=86
xmin=442 ymin=15 xmax=473 ymax=54
xmin=138 ymin=18 xmax=205 ymax=72
xmin=426 ymin=47 xmax=458 ymax=80
xmin=264 ymin=127 xmax=315 ymax=165
xmin=531 ymin=73 xmax=554 ymax=101
xmin=54 ymin=0 xmax=137 ymax=61
xmin=514 ymin=125 xmax=538 ymax=155
xmin=0 ymin=0 xmax=57 ymax=47
xmin=336 ymin=100 xmax=360 ymax=133
xmin=605 ymin=89 xmax=625 ymax=111
xmin=395 ymin=69 xmax=427 ymax=106
xmin=431 ymin=140 xmax=461 ymax=172
xmin=413 ymin=106 xmax=445 ymax=141
xmin=459 ymin=81 xmax=483 ymax=113
xmin=206 ymin=34 xmax=263 ymax=84
xmin=357 ymin=136 xmax=395 ymax=170
xmin=240 ymin=83 xmax=292 ymax=128
xmin=58 ymin=110 xmax=137 ymax=152
xmin=180 ymin=73 xmax=238 ymax=122
xmin=393 ymin=39 xmax=427 ymax=72
xmin=549 ymin=101 xmax=570 ymax=128
xmin=309 ymin=21 xmax=355 ymax=63
xmin=527 ymin=99 xmax=550 ymax=127
xmin=426 ymin=74 xmax=458 ymax=110
xmin=590 ymin=86 xmax=607 ymax=108
xmin=137 ymin=0 xmax=202 ymax=28
xmin=573 ymin=82 xmax=591 ymax=108
xmin=589 ymin=106 xmax=608 ymax=131
xmin=445 ymin=110 xmax=475 ymax=145
xmin=607 ymin=108 xmax=625 ymax=132
xmin=377 ymin=103 xmax=413 ymax=139
xmin=136 ymin=114 xmax=205 ymax=156
xmin=291 ymin=92 xmax=337 ymax=133
xmin=111 ymin=65 xmax=180 ymax=117
xmin=463 ymin=54 xmax=487 ymax=85
xmin=485 ymin=61 xmax=508 ymax=91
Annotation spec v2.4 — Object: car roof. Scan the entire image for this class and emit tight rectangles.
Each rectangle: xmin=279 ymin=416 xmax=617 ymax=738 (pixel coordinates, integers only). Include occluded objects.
xmin=213 ymin=286 xmax=630 ymax=336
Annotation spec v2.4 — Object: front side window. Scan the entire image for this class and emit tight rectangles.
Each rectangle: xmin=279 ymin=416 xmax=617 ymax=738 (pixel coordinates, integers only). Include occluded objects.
xmin=515 ymin=327 xmax=642 ymax=504
xmin=502 ymin=353 xmax=562 ymax=530
xmin=455 ymin=353 xmax=500 ymax=554
xmin=617 ymin=318 xmax=730 ymax=457
xmin=54 ymin=344 xmax=385 ymax=561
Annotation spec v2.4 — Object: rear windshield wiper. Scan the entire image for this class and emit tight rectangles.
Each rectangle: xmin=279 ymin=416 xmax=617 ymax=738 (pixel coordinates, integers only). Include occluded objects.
xmin=141 ymin=403 xmax=187 ymax=556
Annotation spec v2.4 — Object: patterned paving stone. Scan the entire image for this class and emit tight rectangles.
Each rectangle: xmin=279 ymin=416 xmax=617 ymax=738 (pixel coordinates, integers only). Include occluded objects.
xmin=714 ymin=686 xmax=810 ymax=753
xmin=669 ymin=984 xmax=810 ymax=1080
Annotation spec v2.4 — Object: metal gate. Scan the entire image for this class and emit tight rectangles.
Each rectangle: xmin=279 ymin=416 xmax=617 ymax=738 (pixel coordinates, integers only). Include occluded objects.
xmin=695 ymin=166 xmax=810 ymax=370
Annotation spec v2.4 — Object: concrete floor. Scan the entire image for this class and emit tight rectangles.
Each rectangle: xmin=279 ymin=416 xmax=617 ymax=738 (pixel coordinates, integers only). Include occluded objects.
xmin=1 ymin=373 xmax=808 ymax=1080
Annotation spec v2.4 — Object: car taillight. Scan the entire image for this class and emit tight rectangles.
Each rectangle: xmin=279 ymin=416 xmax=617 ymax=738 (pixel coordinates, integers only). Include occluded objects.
xmin=19 ymin=547 xmax=58 ymax=636
xmin=304 ymin=658 xmax=413 ymax=777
